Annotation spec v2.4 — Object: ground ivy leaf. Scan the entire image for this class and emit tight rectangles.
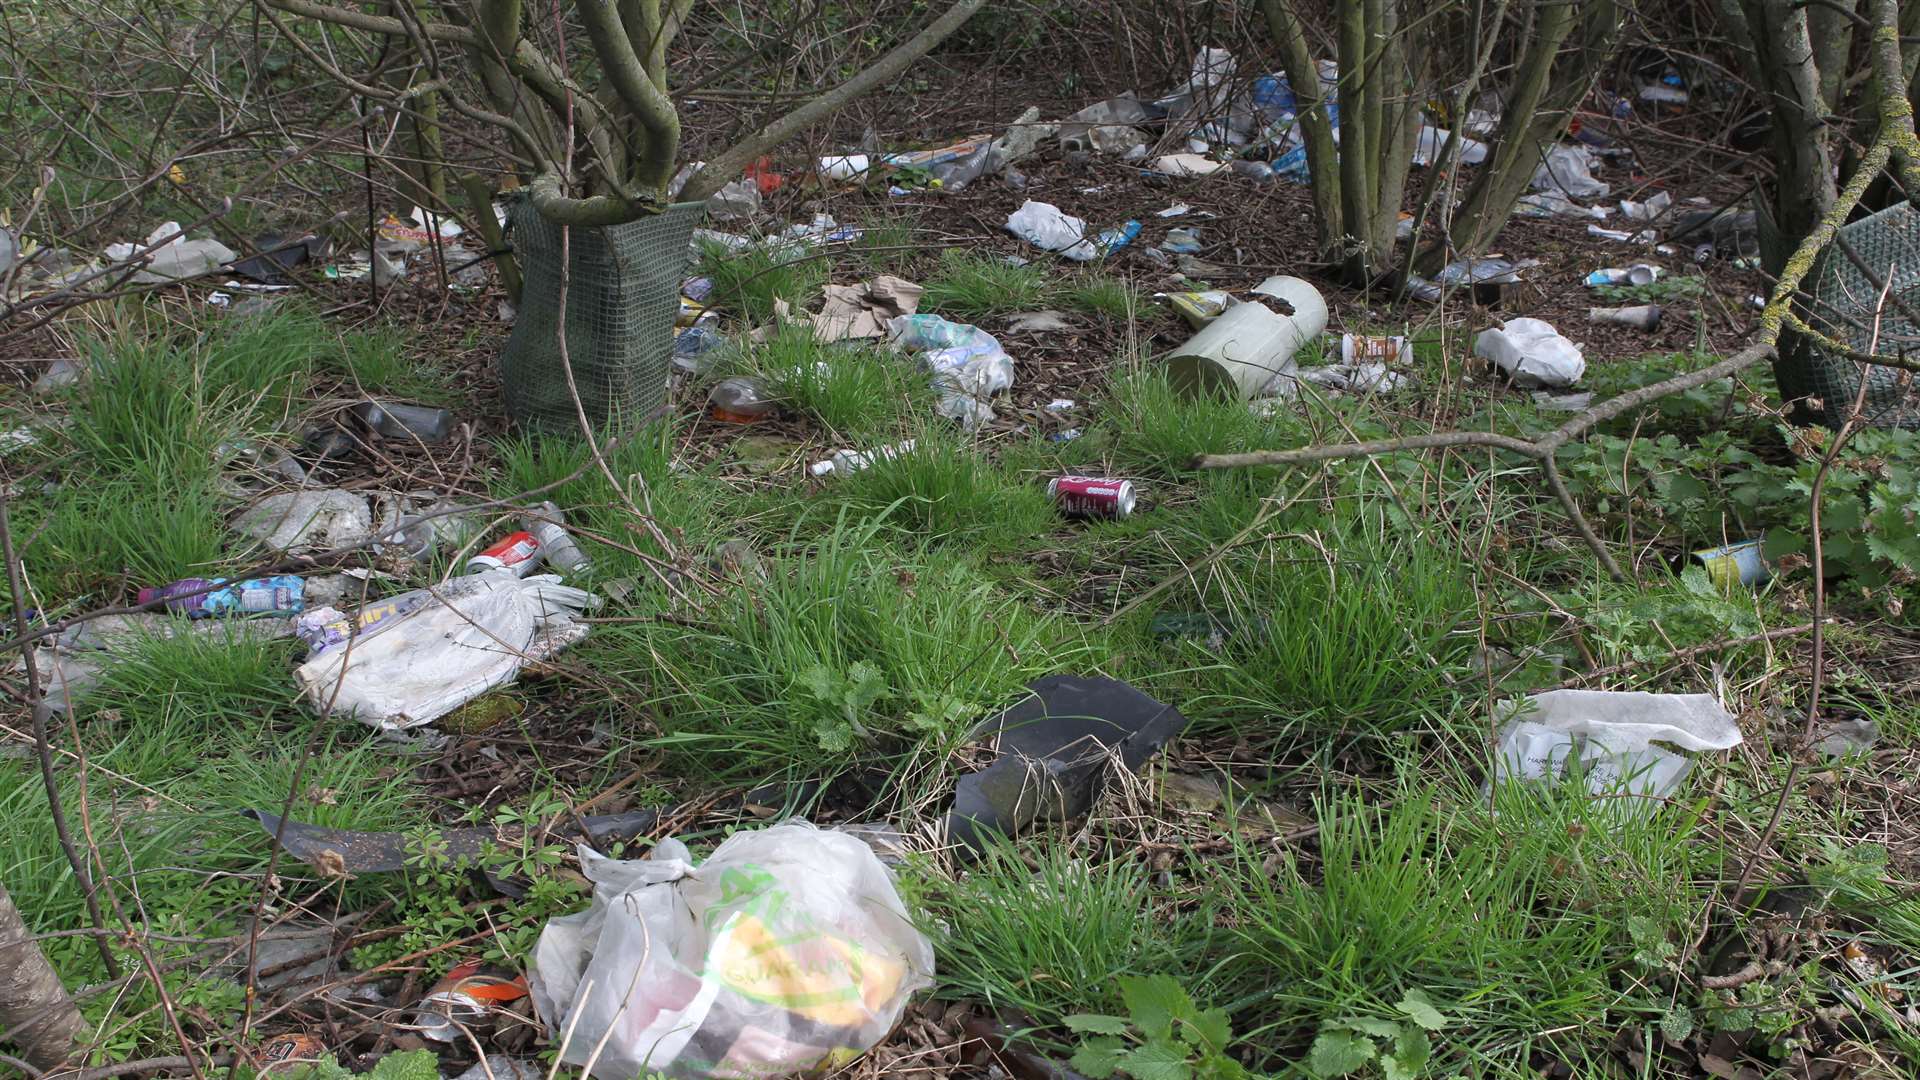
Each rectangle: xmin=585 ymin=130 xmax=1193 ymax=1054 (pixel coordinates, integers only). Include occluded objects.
xmin=1120 ymin=974 xmax=1191 ymax=1040
xmin=1069 ymin=1036 xmax=1127 ymax=1079
xmin=1065 ymin=1014 xmax=1133 ymax=1036
xmin=1120 ymin=1039 xmax=1196 ymax=1080
xmin=1397 ymin=988 xmax=1447 ymax=1031
xmin=1308 ymin=1029 xmax=1376 ymax=1077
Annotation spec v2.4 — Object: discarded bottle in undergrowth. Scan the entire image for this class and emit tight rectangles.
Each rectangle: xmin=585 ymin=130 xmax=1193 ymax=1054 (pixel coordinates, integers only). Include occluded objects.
xmin=353 ymin=401 xmax=453 ymax=443
xmin=708 ymin=376 xmax=776 ymax=423
xmin=138 ymin=576 xmax=305 ymax=618
xmin=524 ymin=501 xmax=590 ymax=574
xmin=808 ymin=439 xmax=916 ymax=477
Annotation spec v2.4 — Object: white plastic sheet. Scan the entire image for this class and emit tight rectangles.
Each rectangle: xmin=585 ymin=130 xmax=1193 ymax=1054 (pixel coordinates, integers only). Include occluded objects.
xmin=529 ymin=820 xmax=932 ymax=1080
xmin=1005 ymin=200 xmax=1098 ymax=261
xmin=1474 ymin=317 xmax=1586 ymax=389
xmin=1530 ymin=144 xmax=1610 ymax=200
xmin=295 ymin=572 xmax=595 ymax=731
xmin=1489 ymin=690 xmax=1744 ymax=817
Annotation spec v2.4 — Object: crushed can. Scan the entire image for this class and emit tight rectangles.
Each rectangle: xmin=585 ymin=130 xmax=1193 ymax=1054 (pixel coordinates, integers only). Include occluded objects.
xmin=1690 ymin=538 xmax=1770 ymax=588
xmin=414 ymin=960 xmax=529 ymax=1043
xmin=468 ymin=531 xmax=543 ymax=576
xmin=1048 ymin=475 xmax=1136 ymax=519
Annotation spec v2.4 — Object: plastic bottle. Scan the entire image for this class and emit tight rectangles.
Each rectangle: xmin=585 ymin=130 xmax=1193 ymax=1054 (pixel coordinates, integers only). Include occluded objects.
xmin=708 ymin=376 xmax=776 ymax=423
xmin=138 ymin=575 xmax=305 ymax=618
xmin=524 ymin=501 xmax=591 ymax=574
xmin=353 ymin=401 xmax=454 ymax=443
xmin=808 ymin=439 xmax=916 ymax=477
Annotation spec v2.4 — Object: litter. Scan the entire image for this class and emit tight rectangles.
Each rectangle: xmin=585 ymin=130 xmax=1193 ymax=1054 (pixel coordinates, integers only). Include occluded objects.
xmin=1489 ymin=690 xmax=1743 ymax=817
xmin=1690 ymin=538 xmax=1770 ymax=587
xmin=1049 ymin=475 xmax=1136 ymax=518
xmin=1618 ymin=191 xmax=1674 ymax=222
xmin=1813 ymin=719 xmax=1879 ymax=759
xmin=233 ymin=489 xmax=373 ymax=554
xmin=808 ymin=438 xmax=916 ymax=477
xmin=1005 ymin=200 xmax=1100 ymax=260
xmin=1516 ymin=191 xmax=1609 ymax=219
xmin=137 ymin=576 xmax=304 ymax=618
xmin=1006 ymin=310 xmax=1072 ymax=333
xmin=888 ymin=313 xmax=1015 ymax=428
xmin=943 ymin=675 xmax=1189 ymax=851
xmin=1412 ymin=124 xmax=1489 ymax=166
xmin=1057 ymin=93 xmax=1153 ymax=154
xmin=1160 ymin=227 xmax=1204 ymax=254
xmin=524 ymin=502 xmax=590 ymax=575
xmin=228 ymin=233 xmax=327 ymax=284
xmin=810 ymin=275 xmax=924 ymax=341
xmin=352 ymin=401 xmax=454 ymax=443
xmin=1158 ymin=203 xmax=1192 ymax=218
xmin=708 ymin=376 xmax=777 ymax=423
xmin=105 ymin=221 xmax=237 ymax=283
xmin=1150 ymin=153 xmax=1228 ymax=178
xmin=1474 ymin=318 xmax=1585 ymax=389
xmin=1589 ymin=304 xmax=1662 ymax=331
xmin=1532 ymin=389 xmax=1595 ymax=411
xmin=1530 ymin=144 xmax=1609 ymax=200
xmin=1167 ymin=276 xmax=1328 ymax=400
xmin=1340 ymin=333 xmax=1412 ymax=366
xmin=704 ymin=179 xmax=760 ymax=221
xmin=1230 ymin=160 xmax=1277 ymax=182
xmin=528 ymin=819 xmax=931 ymax=1080
xmin=671 ymin=325 xmax=726 ymax=374
xmin=295 ymin=572 xmax=597 ymax=731
xmin=1584 ymin=264 xmax=1661 ymax=287
xmin=1161 ymin=290 xmax=1235 ymax=328
xmin=244 ymin=806 xmax=662 ymax=878
xmin=414 ymin=960 xmax=529 ymax=1043
xmin=1289 ymin=363 xmax=1411 ymax=394
xmin=31 ymin=357 xmax=81 ymax=395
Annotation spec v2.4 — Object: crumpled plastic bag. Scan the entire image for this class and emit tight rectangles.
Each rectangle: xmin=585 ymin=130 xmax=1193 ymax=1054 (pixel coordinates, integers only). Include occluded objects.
xmin=1530 ymin=144 xmax=1609 ymax=200
xmin=233 ymin=489 xmax=373 ymax=554
xmin=106 ymin=222 xmax=237 ymax=283
xmin=295 ymin=572 xmax=595 ymax=731
xmin=1474 ymin=317 xmax=1585 ymax=389
xmin=1005 ymin=200 xmax=1099 ymax=261
xmin=529 ymin=820 xmax=933 ymax=1080
xmin=888 ymin=314 xmax=1015 ymax=428
xmin=1489 ymin=690 xmax=1743 ymax=817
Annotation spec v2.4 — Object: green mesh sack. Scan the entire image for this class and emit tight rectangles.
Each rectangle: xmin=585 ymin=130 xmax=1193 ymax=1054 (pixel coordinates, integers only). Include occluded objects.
xmin=501 ymin=199 xmax=706 ymax=432
xmin=1780 ymin=201 xmax=1920 ymax=429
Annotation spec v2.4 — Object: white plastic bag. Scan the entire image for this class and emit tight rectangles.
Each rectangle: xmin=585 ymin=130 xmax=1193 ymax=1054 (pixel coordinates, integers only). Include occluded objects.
xmin=1530 ymin=144 xmax=1609 ymax=199
xmin=888 ymin=314 xmax=1016 ymax=429
xmin=1005 ymin=200 xmax=1098 ymax=261
xmin=1489 ymin=690 xmax=1743 ymax=817
xmin=295 ymin=572 xmax=595 ymax=731
xmin=530 ymin=820 xmax=933 ymax=1080
xmin=1473 ymin=317 xmax=1586 ymax=389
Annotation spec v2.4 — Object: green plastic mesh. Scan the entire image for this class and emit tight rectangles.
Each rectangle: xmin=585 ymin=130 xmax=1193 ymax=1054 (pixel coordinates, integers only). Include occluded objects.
xmin=1786 ymin=201 xmax=1920 ymax=428
xmin=500 ymin=199 xmax=706 ymax=432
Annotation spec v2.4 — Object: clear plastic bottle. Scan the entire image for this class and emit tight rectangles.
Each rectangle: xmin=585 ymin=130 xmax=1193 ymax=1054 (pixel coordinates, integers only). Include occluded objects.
xmin=524 ymin=501 xmax=591 ymax=574
xmin=708 ymin=376 xmax=776 ymax=423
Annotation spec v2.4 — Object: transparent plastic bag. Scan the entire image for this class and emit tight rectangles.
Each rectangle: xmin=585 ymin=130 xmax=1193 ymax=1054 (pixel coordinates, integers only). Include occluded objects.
xmin=530 ymin=820 xmax=932 ymax=1080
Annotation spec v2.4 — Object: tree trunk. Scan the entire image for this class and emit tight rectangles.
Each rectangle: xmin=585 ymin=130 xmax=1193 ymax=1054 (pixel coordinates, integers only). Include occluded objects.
xmin=0 ymin=880 xmax=85 ymax=1070
xmin=1259 ymin=0 xmax=1342 ymax=256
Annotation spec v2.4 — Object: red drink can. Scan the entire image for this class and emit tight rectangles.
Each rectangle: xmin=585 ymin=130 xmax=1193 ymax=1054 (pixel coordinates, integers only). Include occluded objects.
xmin=467 ymin=531 xmax=543 ymax=576
xmin=1048 ymin=475 xmax=1136 ymax=518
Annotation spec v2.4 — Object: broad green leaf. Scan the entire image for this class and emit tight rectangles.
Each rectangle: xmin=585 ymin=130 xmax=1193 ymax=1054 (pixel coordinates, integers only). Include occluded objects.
xmin=1187 ymin=1007 xmax=1232 ymax=1052
xmin=1120 ymin=1040 xmax=1196 ymax=1080
xmin=1307 ymin=1029 xmax=1376 ymax=1077
xmin=1065 ymin=1014 xmax=1134 ymax=1036
xmin=1396 ymin=988 xmax=1447 ymax=1031
xmin=1394 ymin=1026 xmax=1431 ymax=1073
xmin=1660 ymin=1004 xmax=1695 ymax=1043
xmin=1120 ymin=974 xmax=1192 ymax=1041
xmin=1069 ymin=1036 xmax=1127 ymax=1079
xmin=1340 ymin=1017 xmax=1403 ymax=1039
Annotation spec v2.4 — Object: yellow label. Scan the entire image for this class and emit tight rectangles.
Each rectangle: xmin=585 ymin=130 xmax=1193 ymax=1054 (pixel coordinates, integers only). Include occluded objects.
xmin=706 ymin=912 xmax=906 ymax=1027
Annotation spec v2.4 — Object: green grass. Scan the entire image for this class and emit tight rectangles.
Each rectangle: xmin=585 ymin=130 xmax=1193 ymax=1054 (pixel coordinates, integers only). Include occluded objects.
xmin=696 ymin=238 xmax=829 ymax=323
xmin=850 ymin=211 xmax=918 ymax=274
xmin=922 ymin=249 xmax=1055 ymax=318
xmin=738 ymin=323 xmax=928 ymax=439
xmin=595 ymin=517 xmax=1097 ymax=798
xmin=1061 ymin=275 xmax=1142 ymax=320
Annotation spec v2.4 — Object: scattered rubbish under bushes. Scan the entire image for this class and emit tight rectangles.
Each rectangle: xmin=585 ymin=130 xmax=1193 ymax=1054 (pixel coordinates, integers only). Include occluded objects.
xmin=1489 ymin=690 xmax=1744 ymax=818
